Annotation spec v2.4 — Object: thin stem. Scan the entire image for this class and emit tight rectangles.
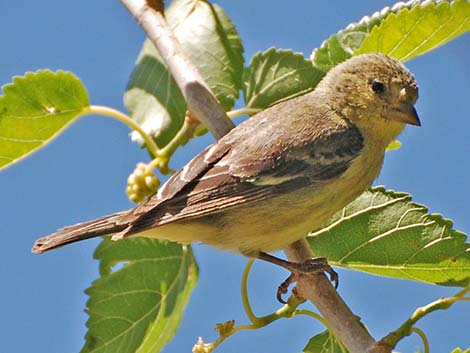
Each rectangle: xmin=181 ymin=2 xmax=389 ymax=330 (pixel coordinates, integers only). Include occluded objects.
xmin=241 ymin=259 xmax=258 ymax=323
xmin=410 ymin=327 xmax=429 ymax=353
xmin=213 ymin=262 xmax=332 ymax=352
xmin=209 ymin=323 xmax=258 ymax=351
xmin=409 ymin=293 xmax=469 ymax=325
xmin=226 ymin=108 xmax=262 ymax=118
xmin=454 ymin=286 xmax=470 ymax=298
xmin=81 ymin=105 xmax=160 ymax=158
xmin=158 ymin=118 xmax=191 ymax=157
xmin=380 ymin=287 xmax=470 ymax=349
xmin=210 ymin=305 xmax=333 ymax=352
xmin=147 ymin=158 xmax=164 ymax=171
xmin=293 ymin=309 xmax=329 ymax=328
xmin=241 ymin=258 xmax=313 ymax=326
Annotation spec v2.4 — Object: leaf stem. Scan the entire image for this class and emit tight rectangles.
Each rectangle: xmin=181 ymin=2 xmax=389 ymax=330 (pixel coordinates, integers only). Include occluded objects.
xmin=208 ymin=259 xmax=331 ymax=352
xmin=226 ymin=108 xmax=262 ymax=118
xmin=80 ymin=105 xmax=160 ymax=158
xmin=410 ymin=327 xmax=429 ymax=353
xmin=241 ymin=259 xmax=258 ymax=323
xmin=241 ymin=259 xmax=312 ymax=326
xmin=158 ymin=117 xmax=191 ymax=158
xmin=293 ymin=309 xmax=329 ymax=328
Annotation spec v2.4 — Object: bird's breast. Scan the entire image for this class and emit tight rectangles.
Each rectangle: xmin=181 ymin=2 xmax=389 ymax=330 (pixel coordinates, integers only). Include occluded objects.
xmin=200 ymin=144 xmax=385 ymax=254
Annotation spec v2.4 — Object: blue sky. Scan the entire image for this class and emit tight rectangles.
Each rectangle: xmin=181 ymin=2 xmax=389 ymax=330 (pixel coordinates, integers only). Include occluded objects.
xmin=1 ymin=1 xmax=469 ymax=352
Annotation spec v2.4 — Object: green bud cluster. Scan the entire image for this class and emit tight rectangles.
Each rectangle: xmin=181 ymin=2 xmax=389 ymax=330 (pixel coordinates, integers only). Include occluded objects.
xmin=126 ymin=162 xmax=160 ymax=203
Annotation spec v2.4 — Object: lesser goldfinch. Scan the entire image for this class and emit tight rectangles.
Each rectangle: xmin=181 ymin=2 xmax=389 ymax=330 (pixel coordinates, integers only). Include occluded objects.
xmin=33 ymin=54 xmax=419 ymax=276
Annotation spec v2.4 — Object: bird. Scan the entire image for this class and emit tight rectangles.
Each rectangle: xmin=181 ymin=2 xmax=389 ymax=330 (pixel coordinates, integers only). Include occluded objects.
xmin=32 ymin=53 xmax=420 ymax=297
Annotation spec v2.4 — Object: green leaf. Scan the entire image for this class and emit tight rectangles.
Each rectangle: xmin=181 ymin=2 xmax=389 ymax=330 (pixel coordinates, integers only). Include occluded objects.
xmin=303 ymin=330 xmax=345 ymax=353
xmin=0 ymin=70 xmax=89 ymax=169
xmin=167 ymin=0 xmax=244 ymax=110
xmin=311 ymin=2 xmax=417 ymax=72
xmin=125 ymin=0 xmax=244 ymax=147
xmin=124 ymin=41 xmax=187 ymax=148
xmin=386 ymin=140 xmax=402 ymax=151
xmin=82 ymin=238 xmax=198 ymax=353
xmin=356 ymin=0 xmax=470 ymax=62
xmin=308 ymin=187 xmax=470 ymax=286
xmin=243 ymin=48 xmax=324 ymax=110
xmin=451 ymin=348 xmax=470 ymax=353
xmin=310 ymin=0 xmax=467 ymax=71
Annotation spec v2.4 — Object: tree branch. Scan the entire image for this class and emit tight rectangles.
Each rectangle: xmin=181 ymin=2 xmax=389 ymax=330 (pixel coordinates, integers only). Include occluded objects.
xmin=120 ymin=0 xmax=235 ymax=140
xmin=379 ymin=287 xmax=470 ymax=350
xmin=285 ymin=239 xmax=390 ymax=353
xmin=119 ymin=1 xmax=387 ymax=352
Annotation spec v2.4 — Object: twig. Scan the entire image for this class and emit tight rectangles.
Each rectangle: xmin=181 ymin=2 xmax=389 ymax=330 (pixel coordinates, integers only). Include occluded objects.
xmin=82 ymin=105 xmax=160 ymax=158
xmin=379 ymin=287 xmax=470 ymax=350
xmin=119 ymin=1 xmax=385 ymax=352
xmin=120 ymin=0 xmax=234 ymax=139
xmin=410 ymin=327 xmax=429 ymax=353
xmin=285 ymin=239 xmax=385 ymax=353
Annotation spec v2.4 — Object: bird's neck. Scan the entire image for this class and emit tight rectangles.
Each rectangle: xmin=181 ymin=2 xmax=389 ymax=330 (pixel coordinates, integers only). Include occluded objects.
xmin=357 ymin=118 xmax=406 ymax=148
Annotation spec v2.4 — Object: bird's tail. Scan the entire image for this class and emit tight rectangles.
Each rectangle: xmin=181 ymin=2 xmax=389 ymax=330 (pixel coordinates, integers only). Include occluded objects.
xmin=32 ymin=212 xmax=129 ymax=254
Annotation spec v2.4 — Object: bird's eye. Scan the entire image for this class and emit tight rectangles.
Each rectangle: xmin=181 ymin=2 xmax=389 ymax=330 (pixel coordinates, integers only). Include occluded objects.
xmin=371 ymin=80 xmax=386 ymax=95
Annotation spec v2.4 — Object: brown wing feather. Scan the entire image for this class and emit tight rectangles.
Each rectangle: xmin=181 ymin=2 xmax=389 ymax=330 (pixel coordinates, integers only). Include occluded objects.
xmin=117 ymin=105 xmax=364 ymax=238
xmin=33 ymin=93 xmax=364 ymax=251
xmin=127 ymin=174 xmax=311 ymax=233
xmin=117 ymin=142 xmax=231 ymax=225
xmin=32 ymin=212 xmax=128 ymax=253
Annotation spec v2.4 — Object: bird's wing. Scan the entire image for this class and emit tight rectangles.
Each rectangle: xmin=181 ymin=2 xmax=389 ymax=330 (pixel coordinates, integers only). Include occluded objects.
xmin=119 ymin=114 xmax=364 ymax=234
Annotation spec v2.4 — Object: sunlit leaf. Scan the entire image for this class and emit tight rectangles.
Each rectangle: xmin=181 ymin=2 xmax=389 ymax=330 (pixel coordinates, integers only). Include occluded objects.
xmin=125 ymin=0 xmax=244 ymax=147
xmin=311 ymin=1 xmax=417 ymax=71
xmin=451 ymin=348 xmax=470 ymax=353
xmin=243 ymin=48 xmax=323 ymax=109
xmin=308 ymin=187 xmax=470 ymax=286
xmin=124 ymin=41 xmax=186 ymax=148
xmin=82 ymin=238 xmax=198 ymax=353
xmin=357 ymin=0 xmax=470 ymax=61
xmin=0 ymin=70 xmax=89 ymax=169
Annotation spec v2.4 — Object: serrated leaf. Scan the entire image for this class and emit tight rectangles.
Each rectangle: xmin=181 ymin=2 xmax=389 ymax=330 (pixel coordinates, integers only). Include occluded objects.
xmin=311 ymin=1 xmax=418 ymax=72
xmin=0 ymin=70 xmax=89 ymax=169
xmin=308 ymin=187 xmax=470 ymax=286
xmin=303 ymin=330 xmax=346 ymax=353
xmin=125 ymin=0 xmax=244 ymax=147
xmin=356 ymin=0 xmax=470 ymax=62
xmin=312 ymin=0 xmax=470 ymax=67
xmin=451 ymin=348 xmax=470 ymax=353
xmin=81 ymin=238 xmax=198 ymax=353
xmin=243 ymin=48 xmax=324 ymax=110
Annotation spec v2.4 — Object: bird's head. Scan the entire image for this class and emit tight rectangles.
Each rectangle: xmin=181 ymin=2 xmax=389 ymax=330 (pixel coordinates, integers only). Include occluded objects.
xmin=318 ymin=53 xmax=420 ymax=145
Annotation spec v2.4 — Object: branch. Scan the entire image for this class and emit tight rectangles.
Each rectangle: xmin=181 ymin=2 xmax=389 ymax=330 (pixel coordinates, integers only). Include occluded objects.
xmin=119 ymin=1 xmax=385 ymax=352
xmin=285 ymin=239 xmax=389 ymax=353
xmin=120 ymin=0 xmax=234 ymax=139
xmin=379 ymin=287 xmax=470 ymax=349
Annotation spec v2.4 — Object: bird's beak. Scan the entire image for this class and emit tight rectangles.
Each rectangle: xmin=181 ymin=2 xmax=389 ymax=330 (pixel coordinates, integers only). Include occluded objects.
xmin=390 ymin=101 xmax=421 ymax=126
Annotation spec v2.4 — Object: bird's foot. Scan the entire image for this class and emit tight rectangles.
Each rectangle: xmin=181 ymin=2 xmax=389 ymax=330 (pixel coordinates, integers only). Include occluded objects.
xmin=254 ymin=252 xmax=338 ymax=304
xmin=275 ymin=257 xmax=338 ymax=303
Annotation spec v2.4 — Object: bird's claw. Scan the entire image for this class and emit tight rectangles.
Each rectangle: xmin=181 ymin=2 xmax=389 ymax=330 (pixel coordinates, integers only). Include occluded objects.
xmin=276 ymin=257 xmax=339 ymax=303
